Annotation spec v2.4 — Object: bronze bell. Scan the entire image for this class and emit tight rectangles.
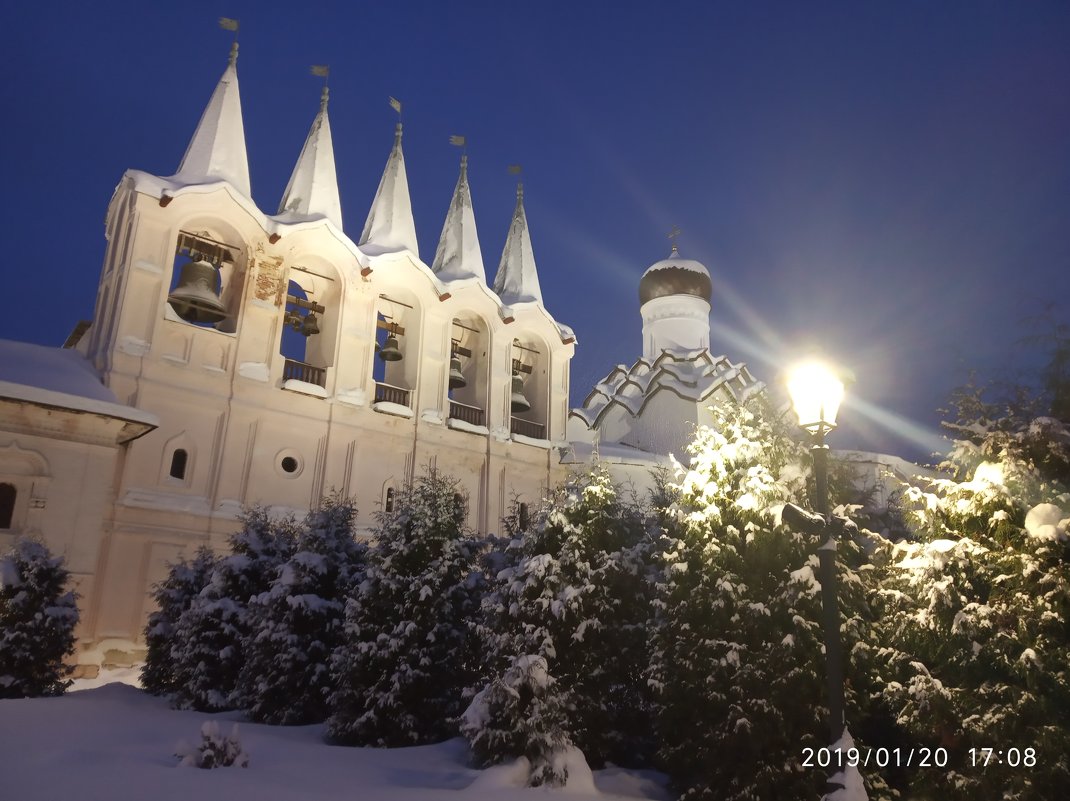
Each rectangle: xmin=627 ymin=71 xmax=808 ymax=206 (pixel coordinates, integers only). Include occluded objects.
xmin=378 ymin=333 xmax=403 ymax=362
xmin=167 ymin=259 xmax=228 ymax=323
xmin=448 ymin=355 xmax=467 ymax=389
xmin=301 ymin=311 xmax=320 ymax=337
xmin=510 ymin=372 xmax=531 ymax=413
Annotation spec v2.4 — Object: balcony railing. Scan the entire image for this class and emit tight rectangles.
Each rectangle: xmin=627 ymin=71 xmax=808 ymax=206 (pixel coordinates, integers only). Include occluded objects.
xmin=283 ymin=358 xmax=326 ymax=388
xmin=510 ymin=417 xmax=545 ymax=440
xmin=374 ymin=382 xmax=410 ymax=407
xmin=449 ymin=400 xmax=485 ymax=427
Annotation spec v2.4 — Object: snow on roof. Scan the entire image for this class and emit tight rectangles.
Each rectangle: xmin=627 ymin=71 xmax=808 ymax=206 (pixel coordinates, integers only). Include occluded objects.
xmin=492 ymin=184 xmax=543 ymax=307
xmin=0 ymin=339 xmax=158 ymax=428
xmin=359 ymin=123 xmax=419 ymax=257
xmin=174 ymin=43 xmax=251 ymax=198
xmin=432 ymin=155 xmax=486 ymax=284
xmin=278 ymin=87 xmax=342 ymax=230
xmin=571 ymin=349 xmax=762 ymax=430
xmin=643 ymin=247 xmax=710 ymax=277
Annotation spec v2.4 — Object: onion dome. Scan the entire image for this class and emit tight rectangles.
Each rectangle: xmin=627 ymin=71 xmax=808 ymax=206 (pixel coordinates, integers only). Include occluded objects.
xmin=638 ymin=245 xmax=712 ymax=305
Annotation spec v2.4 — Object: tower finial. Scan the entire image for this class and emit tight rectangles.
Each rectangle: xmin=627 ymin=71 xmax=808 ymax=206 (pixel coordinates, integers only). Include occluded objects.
xmin=394 ymin=121 xmax=403 ymax=147
xmin=668 ymin=224 xmax=682 ymax=255
xmin=508 ymin=164 xmax=523 ymax=202
xmin=228 ymin=41 xmax=239 ymax=67
xmin=319 ymin=85 xmax=329 ymax=111
xmin=219 ymin=17 xmax=240 ymax=65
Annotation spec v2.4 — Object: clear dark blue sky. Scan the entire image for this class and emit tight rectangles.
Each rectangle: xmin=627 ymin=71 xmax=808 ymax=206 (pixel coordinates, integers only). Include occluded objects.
xmin=2 ymin=1 xmax=1068 ymax=461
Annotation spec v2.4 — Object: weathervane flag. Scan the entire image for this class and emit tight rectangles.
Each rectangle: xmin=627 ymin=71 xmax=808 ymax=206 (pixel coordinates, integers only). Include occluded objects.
xmin=389 ymin=96 xmax=402 ymax=114
xmin=218 ymin=17 xmax=239 ymax=32
xmin=449 ymin=135 xmax=466 ymax=147
xmin=310 ymin=65 xmax=330 ymax=78
xmin=508 ymin=164 xmax=522 ymax=175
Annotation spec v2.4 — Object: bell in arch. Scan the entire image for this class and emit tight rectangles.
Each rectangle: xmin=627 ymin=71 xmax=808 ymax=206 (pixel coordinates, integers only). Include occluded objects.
xmin=510 ymin=371 xmax=531 ymax=413
xmin=301 ymin=312 xmax=320 ymax=338
xmin=448 ymin=355 xmax=467 ymax=389
xmin=167 ymin=258 xmax=227 ymax=324
xmin=378 ymin=332 xmax=403 ymax=362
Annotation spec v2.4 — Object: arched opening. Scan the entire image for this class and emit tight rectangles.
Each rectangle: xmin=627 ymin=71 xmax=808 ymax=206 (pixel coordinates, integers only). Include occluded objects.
xmin=168 ymin=449 xmax=188 ymax=480
xmin=510 ymin=335 xmax=549 ymax=440
xmin=0 ymin=483 xmax=15 ymax=529
xmin=372 ymin=293 xmax=419 ymax=409
xmin=166 ymin=229 xmax=244 ymax=333
xmin=518 ymin=502 xmax=530 ymax=532
xmin=279 ymin=261 xmax=339 ymax=391
xmin=447 ymin=314 xmax=490 ymax=428
xmin=384 ymin=486 xmax=395 ymax=513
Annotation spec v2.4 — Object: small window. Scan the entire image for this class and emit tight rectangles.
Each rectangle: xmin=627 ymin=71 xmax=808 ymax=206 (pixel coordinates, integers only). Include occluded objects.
xmin=281 ymin=456 xmax=299 ymax=474
xmin=169 ymin=449 xmax=188 ymax=480
xmin=0 ymin=483 xmax=15 ymax=529
xmin=518 ymin=502 xmax=530 ymax=532
xmin=453 ymin=492 xmax=465 ymax=520
xmin=385 ymin=487 xmax=395 ymax=513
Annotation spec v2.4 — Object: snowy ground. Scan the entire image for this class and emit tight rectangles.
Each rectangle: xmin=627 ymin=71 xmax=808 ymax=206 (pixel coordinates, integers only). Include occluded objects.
xmin=0 ymin=675 xmax=671 ymax=801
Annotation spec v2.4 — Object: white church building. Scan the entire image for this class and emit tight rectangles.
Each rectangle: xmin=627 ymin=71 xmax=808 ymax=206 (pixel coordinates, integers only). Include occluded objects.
xmin=1 ymin=43 xmax=904 ymax=672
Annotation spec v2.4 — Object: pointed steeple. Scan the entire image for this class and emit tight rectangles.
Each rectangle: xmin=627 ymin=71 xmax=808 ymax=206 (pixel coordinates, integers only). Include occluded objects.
xmin=493 ymin=183 xmax=544 ymax=306
xmin=278 ymin=86 xmax=342 ymax=229
xmin=432 ymin=155 xmax=486 ymax=283
xmin=360 ymin=123 xmax=419 ymax=256
xmin=175 ymin=42 xmax=251 ymax=197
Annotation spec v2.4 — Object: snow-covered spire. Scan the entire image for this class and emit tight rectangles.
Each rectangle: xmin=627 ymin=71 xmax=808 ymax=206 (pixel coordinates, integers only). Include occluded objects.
xmin=359 ymin=123 xmax=419 ymax=256
xmin=431 ymin=155 xmax=485 ymax=283
xmin=493 ymin=182 xmax=544 ymax=306
xmin=278 ymin=86 xmax=343 ymax=229
xmin=174 ymin=42 xmax=251 ymax=197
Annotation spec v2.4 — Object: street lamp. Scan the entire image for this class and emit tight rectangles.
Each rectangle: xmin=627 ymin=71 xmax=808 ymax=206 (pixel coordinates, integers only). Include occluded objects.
xmin=786 ymin=360 xmax=848 ymax=778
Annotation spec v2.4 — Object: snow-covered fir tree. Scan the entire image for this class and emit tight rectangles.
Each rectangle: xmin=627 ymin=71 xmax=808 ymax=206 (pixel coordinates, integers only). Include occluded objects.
xmin=241 ymin=494 xmax=365 ymax=725
xmin=327 ymin=470 xmax=484 ymax=746
xmin=467 ymin=466 xmax=654 ymax=781
xmin=461 ymin=653 xmax=573 ymax=786
xmin=0 ymin=539 xmax=79 ymax=698
xmin=649 ymin=397 xmax=880 ymax=801
xmin=141 ymin=545 xmax=217 ymax=697
xmin=169 ymin=508 xmax=297 ymax=711
xmin=872 ymin=389 xmax=1070 ymax=799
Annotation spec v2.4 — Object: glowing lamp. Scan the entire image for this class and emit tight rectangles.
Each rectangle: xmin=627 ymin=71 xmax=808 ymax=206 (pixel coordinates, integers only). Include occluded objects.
xmin=787 ymin=360 xmax=844 ymax=436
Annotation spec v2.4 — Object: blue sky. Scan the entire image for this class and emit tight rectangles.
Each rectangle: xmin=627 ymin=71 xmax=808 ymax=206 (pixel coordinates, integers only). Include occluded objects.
xmin=2 ymin=1 xmax=1067 ymax=460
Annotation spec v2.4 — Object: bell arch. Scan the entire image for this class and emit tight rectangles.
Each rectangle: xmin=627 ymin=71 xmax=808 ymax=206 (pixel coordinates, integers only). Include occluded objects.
xmin=279 ymin=256 xmax=342 ymax=390
xmin=447 ymin=312 xmax=492 ymax=428
xmin=371 ymin=289 xmax=422 ymax=409
xmin=165 ymin=216 xmax=250 ymax=335
xmin=510 ymin=330 xmax=551 ymax=440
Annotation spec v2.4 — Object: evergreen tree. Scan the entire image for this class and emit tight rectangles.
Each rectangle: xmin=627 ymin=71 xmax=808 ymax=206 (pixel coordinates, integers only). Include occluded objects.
xmin=470 ymin=467 xmax=654 ymax=775
xmin=327 ymin=470 xmax=484 ymax=746
xmin=0 ymin=539 xmax=79 ymax=698
xmin=241 ymin=494 xmax=365 ymax=724
xmin=170 ymin=508 xmax=296 ymax=711
xmin=141 ymin=545 xmax=217 ymax=696
xmin=649 ymin=397 xmax=879 ymax=801
xmin=873 ymin=406 xmax=1070 ymax=799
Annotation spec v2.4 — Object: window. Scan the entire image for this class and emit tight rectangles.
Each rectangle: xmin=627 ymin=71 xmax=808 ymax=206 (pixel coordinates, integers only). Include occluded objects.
xmin=385 ymin=487 xmax=395 ymax=513
xmin=0 ymin=483 xmax=14 ymax=529
xmin=169 ymin=449 xmax=188 ymax=480
xmin=518 ymin=502 xmax=530 ymax=532
xmin=453 ymin=492 xmax=466 ymax=520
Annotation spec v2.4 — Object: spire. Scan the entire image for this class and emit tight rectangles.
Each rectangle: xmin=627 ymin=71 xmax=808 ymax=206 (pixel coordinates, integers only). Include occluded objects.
xmin=493 ymin=182 xmax=544 ymax=306
xmin=431 ymin=155 xmax=486 ymax=283
xmin=278 ymin=86 xmax=343 ymax=229
xmin=359 ymin=123 xmax=419 ymax=256
xmin=175 ymin=42 xmax=251 ymax=197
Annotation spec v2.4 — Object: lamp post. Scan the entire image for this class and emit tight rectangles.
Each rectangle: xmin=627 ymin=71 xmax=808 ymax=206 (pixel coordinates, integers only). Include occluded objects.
xmin=786 ymin=361 xmax=847 ymax=753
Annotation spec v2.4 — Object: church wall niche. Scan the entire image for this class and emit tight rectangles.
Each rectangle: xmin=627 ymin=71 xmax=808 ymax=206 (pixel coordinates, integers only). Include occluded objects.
xmin=371 ymin=289 xmax=422 ymax=409
xmin=510 ymin=331 xmax=551 ymax=440
xmin=277 ymin=255 xmax=341 ymax=391
xmin=447 ymin=313 xmax=491 ymax=427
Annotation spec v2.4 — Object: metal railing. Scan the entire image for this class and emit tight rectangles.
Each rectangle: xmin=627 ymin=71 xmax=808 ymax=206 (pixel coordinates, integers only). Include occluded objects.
xmin=375 ymin=382 xmax=411 ymax=407
xmin=449 ymin=400 xmax=485 ymax=427
xmin=510 ymin=417 xmax=545 ymax=439
xmin=283 ymin=358 xmax=326 ymax=388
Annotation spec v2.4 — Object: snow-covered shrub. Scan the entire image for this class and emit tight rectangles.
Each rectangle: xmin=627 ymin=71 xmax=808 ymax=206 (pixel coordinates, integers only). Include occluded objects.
xmin=142 ymin=545 xmax=217 ymax=697
xmin=472 ymin=467 xmax=655 ymax=774
xmin=327 ymin=470 xmax=484 ymax=746
xmin=872 ymin=404 xmax=1070 ymax=799
xmin=649 ymin=397 xmax=882 ymax=801
xmin=170 ymin=508 xmax=297 ymax=711
xmin=241 ymin=494 xmax=365 ymax=725
xmin=461 ymin=654 xmax=572 ymax=786
xmin=0 ymin=538 xmax=79 ymax=699
xmin=176 ymin=721 xmax=249 ymax=768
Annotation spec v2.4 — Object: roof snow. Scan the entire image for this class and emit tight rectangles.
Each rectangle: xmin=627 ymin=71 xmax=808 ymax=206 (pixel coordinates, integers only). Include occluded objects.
xmin=174 ymin=43 xmax=251 ymax=198
xmin=278 ymin=87 xmax=342 ymax=230
xmin=570 ymin=349 xmax=762 ymax=430
xmin=359 ymin=123 xmax=419 ymax=257
xmin=431 ymin=155 xmax=486 ymax=284
xmin=492 ymin=184 xmax=543 ymax=306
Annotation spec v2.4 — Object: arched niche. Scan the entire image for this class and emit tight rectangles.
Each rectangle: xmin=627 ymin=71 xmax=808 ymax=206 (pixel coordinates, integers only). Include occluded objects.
xmin=447 ymin=312 xmax=492 ymax=427
xmin=278 ymin=256 xmax=343 ymax=389
xmin=371 ymin=289 xmax=422 ymax=408
xmin=510 ymin=330 xmax=552 ymax=440
xmin=165 ymin=215 xmax=251 ymax=335
xmin=158 ymin=432 xmax=195 ymax=487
